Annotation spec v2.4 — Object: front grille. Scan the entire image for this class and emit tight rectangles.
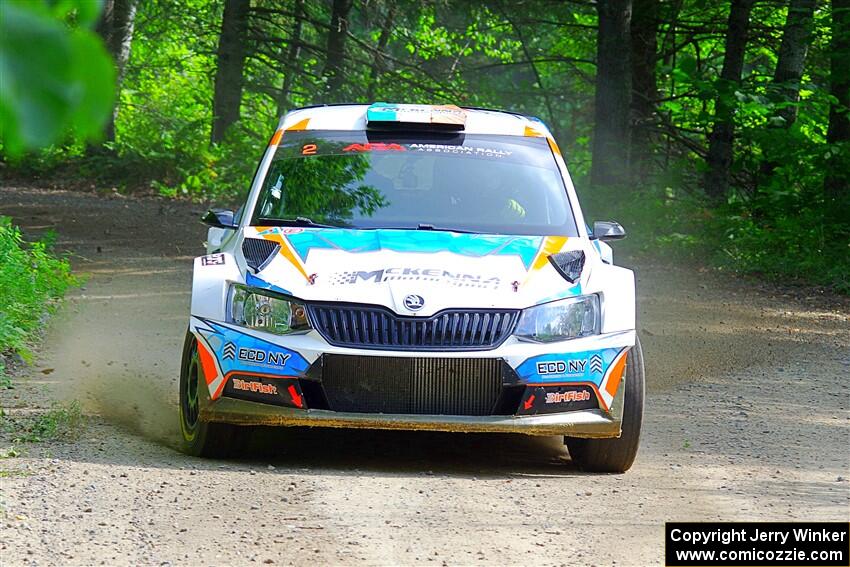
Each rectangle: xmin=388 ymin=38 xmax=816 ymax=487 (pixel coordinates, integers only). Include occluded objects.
xmin=307 ymin=303 xmax=519 ymax=350
xmin=321 ymin=355 xmax=503 ymax=415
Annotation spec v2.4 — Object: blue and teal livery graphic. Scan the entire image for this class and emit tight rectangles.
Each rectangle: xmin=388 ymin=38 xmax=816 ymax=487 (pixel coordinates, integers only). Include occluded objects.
xmin=365 ymin=103 xmax=466 ymax=129
xmin=245 ymin=272 xmax=291 ymax=296
xmin=518 ymin=347 xmax=625 ymax=386
xmin=196 ymin=320 xmax=309 ymax=376
xmin=366 ymin=102 xmax=407 ymax=123
xmin=258 ymin=227 xmax=545 ymax=269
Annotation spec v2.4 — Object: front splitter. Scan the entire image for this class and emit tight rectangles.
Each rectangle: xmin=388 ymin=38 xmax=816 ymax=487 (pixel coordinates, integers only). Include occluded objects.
xmin=201 ymin=397 xmax=623 ymax=438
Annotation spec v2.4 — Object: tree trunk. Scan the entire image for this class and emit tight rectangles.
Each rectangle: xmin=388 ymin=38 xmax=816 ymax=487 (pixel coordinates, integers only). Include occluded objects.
xmin=321 ymin=0 xmax=354 ymax=103
xmin=95 ymin=0 xmax=137 ymax=143
xmin=501 ymin=5 xmax=559 ymax=136
xmin=771 ymin=0 xmax=818 ymax=127
xmin=629 ymin=0 xmax=659 ymax=182
xmin=591 ymin=0 xmax=633 ymax=187
xmin=825 ymin=0 xmax=850 ymax=204
xmin=278 ymin=0 xmax=304 ymax=117
xmin=211 ymin=0 xmax=250 ymax=144
xmin=758 ymin=0 xmax=817 ymax=185
xmin=703 ymin=0 xmax=755 ymax=202
xmin=366 ymin=1 xmax=397 ymax=102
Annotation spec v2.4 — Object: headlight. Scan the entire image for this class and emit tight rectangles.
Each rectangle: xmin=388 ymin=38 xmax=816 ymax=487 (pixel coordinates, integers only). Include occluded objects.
xmin=514 ymin=295 xmax=600 ymax=342
xmin=229 ymin=285 xmax=311 ymax=335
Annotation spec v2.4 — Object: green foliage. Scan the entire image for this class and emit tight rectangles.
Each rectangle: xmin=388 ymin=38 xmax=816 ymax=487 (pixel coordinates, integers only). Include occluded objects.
xmin=578 ymin=180 xmax=712 ymax=262
xmin=0 ymin=217 xmax=78 ymax=379
xmin=0 ymin=0 xmax=114 ymax=155
xmin=0 ymin=367 xmax=11 ymax=390
xmin=578 ymin=148 xmax=850 ymax=292
xmin=716 ymin=208 xmax=850 ymax=292
xmin=1 ymin=401 xmax=85 ymax=443
xmin=713 ymin=140 xmax=850 ymax=291
xmin=0 ymin=445 xmax=22 ymax=459
xmin=1 ymin=0 xmax=847 ymax=291
xmin=0 ymin=469 xmax=32 ymax=478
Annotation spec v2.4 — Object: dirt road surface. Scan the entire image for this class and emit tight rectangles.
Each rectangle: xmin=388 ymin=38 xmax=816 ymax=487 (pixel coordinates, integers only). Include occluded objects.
xmin=1 ymin=187 xmax=848 ymax=566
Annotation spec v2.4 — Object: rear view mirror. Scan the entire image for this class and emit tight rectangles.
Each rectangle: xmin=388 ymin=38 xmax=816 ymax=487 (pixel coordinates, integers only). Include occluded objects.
xmin=202 ymin=209 xmax=237 ymax=229
xmin=591 ymin=220 xmax=626 ymax=241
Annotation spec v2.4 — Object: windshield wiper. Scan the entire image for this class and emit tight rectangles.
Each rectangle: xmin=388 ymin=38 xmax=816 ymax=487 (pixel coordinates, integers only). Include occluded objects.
xmin=257 ymin=218 xmax=481 ymax=233
xmin=416 ymin=223 xmax=481 ymax=234
xmin=256 ymin=216 xmax=342 ymax=229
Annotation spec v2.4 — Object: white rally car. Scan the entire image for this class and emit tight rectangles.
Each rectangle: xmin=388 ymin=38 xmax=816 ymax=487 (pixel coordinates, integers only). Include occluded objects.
xmin=182 ymin=103 xmax=644 ymax=472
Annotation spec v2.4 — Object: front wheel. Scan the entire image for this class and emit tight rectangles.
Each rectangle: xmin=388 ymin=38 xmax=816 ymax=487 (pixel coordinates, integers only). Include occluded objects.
xmin=565 ymin=336 xmax=645 ymax=473
xmin=179 ymin=332 xmax=243 ymax=458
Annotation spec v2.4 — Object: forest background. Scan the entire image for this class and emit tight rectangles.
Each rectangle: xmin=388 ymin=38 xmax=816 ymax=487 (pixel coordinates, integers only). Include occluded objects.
xmin=1 ymin=0 xmax=849 ymax=294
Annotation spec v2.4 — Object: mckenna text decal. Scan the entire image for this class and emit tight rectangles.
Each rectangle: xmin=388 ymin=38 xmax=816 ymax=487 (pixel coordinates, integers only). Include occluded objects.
xmin=329 ymin=267 xmax=501 ymax=289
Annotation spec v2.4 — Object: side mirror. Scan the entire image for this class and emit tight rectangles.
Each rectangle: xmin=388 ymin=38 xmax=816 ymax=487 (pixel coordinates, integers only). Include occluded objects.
xmin=202 ymin=208 xmax=237 ymax=229
xmin=591 ymin=220 xmax=626 ymax=241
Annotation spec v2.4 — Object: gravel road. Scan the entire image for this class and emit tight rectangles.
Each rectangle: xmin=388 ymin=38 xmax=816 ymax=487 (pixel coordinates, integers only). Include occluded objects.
xmin=1 ymin=187 xmax=848 ymax=566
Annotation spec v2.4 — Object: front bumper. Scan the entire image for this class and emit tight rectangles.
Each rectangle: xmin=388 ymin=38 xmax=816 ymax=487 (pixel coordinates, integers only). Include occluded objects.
xmin=190 ymin=317 xmax=633 ymax=438
xmin=201 ymin=397 xmax=623 ymax=438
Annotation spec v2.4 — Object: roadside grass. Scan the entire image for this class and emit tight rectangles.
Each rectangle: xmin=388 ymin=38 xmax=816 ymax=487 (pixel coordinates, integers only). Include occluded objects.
xmin=0 ymin=444 xmax=21 ymax=458
xmin=0 ymin=216 xmax=78 ymax=386
xmin=0 ymin=469 xmax=31 ymax=478
xmin=0 ymin=365 xmax=11 ymax=390
xmin=0 ymin=401 xmax=86 ymax=444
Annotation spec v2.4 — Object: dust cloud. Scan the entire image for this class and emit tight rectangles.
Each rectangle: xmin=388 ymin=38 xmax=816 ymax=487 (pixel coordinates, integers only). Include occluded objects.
xmin=42 ymin=259 xmax=191 ymax=448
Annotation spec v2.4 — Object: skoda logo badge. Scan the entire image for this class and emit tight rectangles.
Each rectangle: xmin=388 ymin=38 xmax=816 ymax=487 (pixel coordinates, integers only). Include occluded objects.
xmin=403 ymin=294 xmax=425 ymax=311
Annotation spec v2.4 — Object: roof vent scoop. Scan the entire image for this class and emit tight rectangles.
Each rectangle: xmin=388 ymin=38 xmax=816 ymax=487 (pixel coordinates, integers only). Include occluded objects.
xmin=242 ymin=238 xmax=280 ymax=273
xmin=548 ymin=250 xmax=585 ymax=283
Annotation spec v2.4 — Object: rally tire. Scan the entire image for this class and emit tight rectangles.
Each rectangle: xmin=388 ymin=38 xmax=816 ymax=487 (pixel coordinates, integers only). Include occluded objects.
xmin=565 ymin=336 xmax=645 ymax=473
xmin=179 ymin=331 xmax=243 ymax=458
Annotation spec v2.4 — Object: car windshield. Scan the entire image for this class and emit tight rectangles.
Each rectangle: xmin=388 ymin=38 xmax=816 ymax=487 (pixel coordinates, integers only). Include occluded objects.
xmin=251 ymin=130 xmax=578 ymax=236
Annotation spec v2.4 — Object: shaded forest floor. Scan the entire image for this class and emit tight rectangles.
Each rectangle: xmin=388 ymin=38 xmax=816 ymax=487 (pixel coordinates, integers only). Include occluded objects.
xmin=0 ymin=185 xmax=848 ymax=566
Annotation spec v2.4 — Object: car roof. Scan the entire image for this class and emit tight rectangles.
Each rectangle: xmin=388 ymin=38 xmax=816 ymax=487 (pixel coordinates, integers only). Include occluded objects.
xmin=278 ymin=103 xmax=553 ymax=138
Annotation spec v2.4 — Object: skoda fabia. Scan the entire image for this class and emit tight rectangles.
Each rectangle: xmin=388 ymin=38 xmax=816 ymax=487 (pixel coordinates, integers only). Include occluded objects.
xmin=181 ymin=103 xmax=644 ymax=472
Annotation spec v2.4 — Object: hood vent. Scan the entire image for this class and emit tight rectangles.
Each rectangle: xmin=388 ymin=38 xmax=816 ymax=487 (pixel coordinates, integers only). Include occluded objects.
xmin=548 ymin=250 xmax=585 ymax=283
xmin=242 ymin=238 xmax=280 ymax=273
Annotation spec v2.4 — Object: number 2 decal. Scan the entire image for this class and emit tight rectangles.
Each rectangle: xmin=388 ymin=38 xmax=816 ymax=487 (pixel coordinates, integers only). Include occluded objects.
xmin=301 ymin=144 xmax=317 ymax=155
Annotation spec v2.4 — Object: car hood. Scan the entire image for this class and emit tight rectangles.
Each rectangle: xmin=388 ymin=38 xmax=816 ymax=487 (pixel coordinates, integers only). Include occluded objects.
xmin=240 ymin=227 xmax=588 ymax=315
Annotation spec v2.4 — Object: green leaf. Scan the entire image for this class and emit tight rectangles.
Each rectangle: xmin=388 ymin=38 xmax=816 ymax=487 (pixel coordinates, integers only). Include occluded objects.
xmin=0 ymin=0 xmax=113 ymax=154
xmin=67 ymin=29 xmax=115 ymax=139
xmin=0 ymin=2 xmax=74 ymax=152
xmin=50 ymin=0 xmax=104 ymax=27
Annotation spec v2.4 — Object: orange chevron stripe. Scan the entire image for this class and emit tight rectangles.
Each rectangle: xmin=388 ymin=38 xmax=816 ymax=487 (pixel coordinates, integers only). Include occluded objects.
xmin=197 ymin=339 xmax=218 ymax=386
xmin=260 ymin=232 xmax=310 ymax=281
xmin=605 ymin=352 xmax=629 ymax=398
xmin=268 ymin=129 xmax=283 ymax=146
xmin=285 ymin=118 xmax=310 ymax=132
xmin=530 ymin=235 xmax=568 ymax=272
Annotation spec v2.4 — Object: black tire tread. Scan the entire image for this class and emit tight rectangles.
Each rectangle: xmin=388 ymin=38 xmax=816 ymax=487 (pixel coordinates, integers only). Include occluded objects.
xmin=565 ymin=336 xmax=645 ymax=473
xmin=179 ymin=331 xmax=244 ymax=458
